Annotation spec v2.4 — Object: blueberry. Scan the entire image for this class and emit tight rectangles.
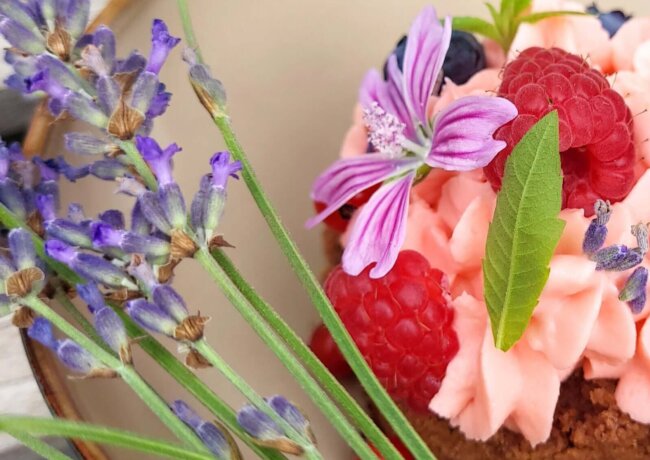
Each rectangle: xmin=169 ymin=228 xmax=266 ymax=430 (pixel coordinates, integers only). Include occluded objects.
xmin=382 ymin=30 xmax=486 ymax=90
xmin=587 ymin=3 xmax=631 ymax=37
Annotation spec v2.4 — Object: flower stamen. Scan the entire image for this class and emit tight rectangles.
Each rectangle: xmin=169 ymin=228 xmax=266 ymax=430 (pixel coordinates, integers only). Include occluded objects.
xmin=362 ymin=102 xmax=405 ymax=158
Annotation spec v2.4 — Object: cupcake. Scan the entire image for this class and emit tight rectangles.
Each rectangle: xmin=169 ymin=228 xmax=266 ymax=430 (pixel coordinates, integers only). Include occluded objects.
xmin=307 ymin=2 xmax=650 ymax=458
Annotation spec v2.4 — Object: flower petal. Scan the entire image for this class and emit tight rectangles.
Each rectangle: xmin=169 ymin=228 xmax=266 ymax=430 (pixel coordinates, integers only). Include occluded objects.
xmin=402 ymin=6 xmax=452 ymax=127
xmin=342 ymin=172 xmax=415 ymax=278
xmin=306 ymin=154 xmax=418 ymax=228
xmin=427 ymin=95 xmax=517 ymax=171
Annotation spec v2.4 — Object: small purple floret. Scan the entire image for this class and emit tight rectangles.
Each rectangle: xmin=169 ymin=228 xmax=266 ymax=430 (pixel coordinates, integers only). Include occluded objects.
xmin=145 ymin=19 xmax=181 ymax=75
xmin=209 ymin=151 xmax=241 ymax=190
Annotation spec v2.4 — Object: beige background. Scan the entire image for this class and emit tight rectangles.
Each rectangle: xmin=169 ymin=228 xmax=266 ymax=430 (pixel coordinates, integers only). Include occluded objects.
xmin=17 ymin=0 xmax=650 ymax=459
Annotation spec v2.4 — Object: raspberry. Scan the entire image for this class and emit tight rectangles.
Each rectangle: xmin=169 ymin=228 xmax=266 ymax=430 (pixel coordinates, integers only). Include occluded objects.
xmin=484 ymin=47 xmax=636 ymax=214
xmin=324 ymin=250 xmax=458 ymax=412
xmin=308 ymin=323 xmax=353 ymax=379
xmin=357 ymin=436 xmax=415 ymax=460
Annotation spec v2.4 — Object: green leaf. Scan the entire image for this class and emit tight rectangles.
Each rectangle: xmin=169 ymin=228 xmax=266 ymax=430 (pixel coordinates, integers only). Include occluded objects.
xmin=452 ymin=16 xmax=500 ymax=41
xmin=0 ymin=416 xmax=215 ymax=460
xmin=482 ymin=111 xmax=565 ymax=351
xmin=513 ymin=0 xmax=533 ymax=16
xmin=518 ymin=10 xmax=587 ymax=24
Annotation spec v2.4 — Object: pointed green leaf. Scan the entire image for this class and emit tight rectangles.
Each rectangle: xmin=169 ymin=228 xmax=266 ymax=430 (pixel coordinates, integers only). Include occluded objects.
xmin=513 ymin=0 xmax=532 ymax=16
xmin=483 ymin=111 xmax=565 ymax=351
xmin=452 ymin=17 xmax=500 ymax=41
xmin=500 ymin=0 xmax=516 ymax=21
xmin=519 ymin=10 xmax=587 ymax=24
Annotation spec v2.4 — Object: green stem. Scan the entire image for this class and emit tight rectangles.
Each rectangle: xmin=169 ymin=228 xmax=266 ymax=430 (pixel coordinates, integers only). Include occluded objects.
xmin=212 ymin=115 xmax=434 ymax=459
xmin=176 ymin=0 xmax=203 ymax=62
xmin=4 ymin=429 xmax=72 ymax=460
xmin=117 ymin=140 xmax=159 ymax=192
xmin=194 ymin=248 xmax=376 ymax=460
xmin=175 ymin=1 xmax=433 ymax=456
xmin=193 ymin=340 xmax=323 ymax=460
xmin=0 ymin=204 xmax=282 ymax=459
xmin=0 ymin=417 xmax=214 ymax=460
xmin=212 ymin=249 xmax=402 ymax=460
xmin=114 ymin=308 xmax=286 ymax=460
xmin=21 ymin=296 xmax=209 ymax=455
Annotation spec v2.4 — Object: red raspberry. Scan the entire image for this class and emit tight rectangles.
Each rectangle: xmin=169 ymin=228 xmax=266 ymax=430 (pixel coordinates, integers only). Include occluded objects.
xmin=324 ymin=250 xmax=458 ymax=412
xmin=313 ymin=184 xmax=379 ymax=233
xmin=484 ymin=47 xmax=636 ymax=214
xmin=308 ymin=323 xmax=353 ymax=379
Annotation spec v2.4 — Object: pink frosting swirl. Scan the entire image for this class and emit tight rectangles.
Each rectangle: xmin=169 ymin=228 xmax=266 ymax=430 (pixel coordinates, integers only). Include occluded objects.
xmin=333 ymin=13 xmax=650 ymax=445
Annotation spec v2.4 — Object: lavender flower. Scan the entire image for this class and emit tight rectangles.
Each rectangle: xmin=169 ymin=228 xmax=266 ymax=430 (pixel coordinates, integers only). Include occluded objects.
xmin=306 ymin=6 xmax=517 ymax=278
xmin=45 ymin=239 xmax=137 ymax=290
xmin=136 ymin=136 xmax=181 ymax=187
xmin=183 ymin=48 xmax=227 ymax=119
xmin=191 ymin=152 xmax=242 ymax=244
xmin=583 ymin=200 xmax=612 ymax=255
xmin=28 ymin=318 xmax=116 ymax=378
xmin=146 ymin=19 xmax=181 ymax=75
xmin=171 ymin=400 xmax=239 ymax=459
xmin=94 ymin=305 xmax=131 ymax=364
xmin=236 ymin=401 xmax=305 ymax=455
xmin=592 ymin=223 xmax=648 ymax=271
xmin=619 ymin=266 xmax=648 ymax=314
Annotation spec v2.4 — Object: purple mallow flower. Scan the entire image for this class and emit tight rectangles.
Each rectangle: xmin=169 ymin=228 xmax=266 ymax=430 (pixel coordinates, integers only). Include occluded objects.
xmin=171 ymin=401 xmax=236 ymax=459
xmin=307 ymin=6 xmax=517 ymax=278
xmin=145 ymin=19 xmax=181 ymax=75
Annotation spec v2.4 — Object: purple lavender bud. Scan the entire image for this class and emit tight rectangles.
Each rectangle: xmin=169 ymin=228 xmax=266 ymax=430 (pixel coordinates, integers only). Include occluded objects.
xmin=45 ymin=219 xmax=92 ymax=247
xmin=94 ymin=306 xmax=128 ymax=354
xmin=171 ymin=400 xmax=235 ymax=458
xmin=77 ymin=43 xmax=107 ymax=76
xmin=35 ymin=180 xmax=59 ymax=208
xmin=593 ymin=245 xmax=644 ymax=271
xmin=121 ymin=232 xmax=170 ymax=259
xmin=0 ymin=255 xmax=15 ymax=280
xmin=131 ymin=201 xmax=151 ymax=235
xmin=135 ymin=136 xmax=181 ymax=187
xmin=126 ymin=258 xmax=157 ymax=290
xmin=57 ymin=339 xmax=101 ymax=374
xmin=36 ymin=194 xmax=57 ymax=222
xmin=0 ymin=143 xmax=10 ymax=179
xmin=171 ymin=400 xmax=203 ymax=429
xmin=24 ymin=69 xmax=69 ymax=100
xmin=77 ymin=282 xmax=105 ymax=314
xmin=126 ymin=298 xmax=177 ymax=336
xmin=33 ymin=157 xmax=58 ymax=182
xmin=237 ymin=405 xmax=285 ymax=442
xmin=114 ymin=51 xmax=147 ymax=76
xmin=152 ymin=285 xmax=188 ymax=323
xmin=58 ymin=0 xmax=90 ymax=39
xmin=45 ymin=239 xmax=78 ymax=265
xmin=9 ymin=228 xmax=37 ymax=270
xmin=36 ymin=55 xmax=83 ymax=91
xmin=583 ymin=221 xmax=608 ymax=255
xmin=160 ymin=183 xmax=186 ymax=229
xmin=116 ymin=178 xmax=146 ymax=198
xmin=27 ymin=318 xmax=59 ymax=350
xmin=68 ymin=203 xmax=86 ymax=223
xmin=190 ymin=176 xmax=210 ymax=243
xmin=267 ymin=395 xmax=311 ymax=439
xmin=99 ymin=210 xmax=125 ymax=230
xmin=96 ymin=76 xmax=120 ymax=115
xmin=0 ymin=180 xmax=27 ymax=220
xmin=66 ymin=93 xmax=109 ymax=128
xmin=92 ymin=26 xmax=116 ymax=69
xmin=210 ymin=152 xmax=242 ymax=190
xmin=146 ymin=19 xmax=180 ymax=75
xmin=183 ymin=49 xmax=227 ymax=118
xmin=138 ymin=191 xmax=172 ymax=235
xmin=0 ymin=1 xmax=40 ymax=34
xmin=0 ymin=17 xmax=45 ymax=55
xmin=39 ymin=0 xmax=57 ymax=30
xmin=90 ymin=159 xmax=129 ymax=181
xmin=73 ymin=252 xmax=137 ymax=289
xmin=91 ymin=221 xmax=124 ymax=248
xmin=65 ymin=132 xmax=116 ymax=156
xmin=47 ymin=156 xmax=90 ymax=182
xmin=130 ymin=71 xmax=158 ymax=114
xmin=146 ymin=83 xmax=171 ymax=118
xmin=619 ymin=266 xmax=648 ymax=314
xmin=632 ymin=223 xmax=649 ymax=255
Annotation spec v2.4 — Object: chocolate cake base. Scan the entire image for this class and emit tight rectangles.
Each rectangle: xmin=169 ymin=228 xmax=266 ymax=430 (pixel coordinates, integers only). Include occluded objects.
xmin=376 ymin=371 xmax=650 ymax=460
